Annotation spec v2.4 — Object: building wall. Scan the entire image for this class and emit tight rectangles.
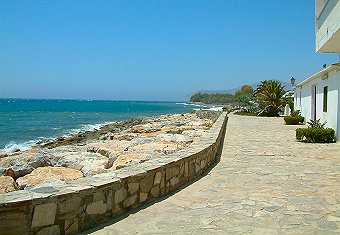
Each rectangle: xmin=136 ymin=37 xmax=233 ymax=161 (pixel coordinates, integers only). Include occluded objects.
xmin=316 ymin=0 xmax=340 ymax=52
xmin=295 ymin=70 xmax=340 ymax=139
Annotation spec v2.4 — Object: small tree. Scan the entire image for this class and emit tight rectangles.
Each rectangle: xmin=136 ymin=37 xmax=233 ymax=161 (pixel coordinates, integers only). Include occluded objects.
xmin=254 ymin=80 xmax=286 ymax=117
xmin=235 ymin=84 xmax=253 ymax=98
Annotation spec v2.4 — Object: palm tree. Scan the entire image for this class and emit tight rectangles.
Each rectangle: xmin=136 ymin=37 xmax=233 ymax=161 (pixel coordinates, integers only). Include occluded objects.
xmin=254 ymin=80 xmax=286 ymax=116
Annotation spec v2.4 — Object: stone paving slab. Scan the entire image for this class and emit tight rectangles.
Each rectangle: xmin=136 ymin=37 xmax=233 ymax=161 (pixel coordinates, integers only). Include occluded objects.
xmin=83 ymin=115 xmax=340 ymax=235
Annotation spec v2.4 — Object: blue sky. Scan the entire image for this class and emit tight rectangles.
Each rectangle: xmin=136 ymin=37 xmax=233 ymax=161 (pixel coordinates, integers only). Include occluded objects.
xmin=0 ymin=0 xmax=337 ymax=101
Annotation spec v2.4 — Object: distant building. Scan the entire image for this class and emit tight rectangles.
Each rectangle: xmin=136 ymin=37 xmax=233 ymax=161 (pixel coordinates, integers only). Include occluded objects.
xmin=294 ymin=1 xmax=340 ymax=139
xmin=316 ymin=0 xmax=340 ymax=52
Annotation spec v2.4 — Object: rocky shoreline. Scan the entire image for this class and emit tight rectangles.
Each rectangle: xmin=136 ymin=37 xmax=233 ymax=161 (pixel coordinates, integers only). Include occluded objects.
xmin=0 ymin=110 xmax=221 ymax=194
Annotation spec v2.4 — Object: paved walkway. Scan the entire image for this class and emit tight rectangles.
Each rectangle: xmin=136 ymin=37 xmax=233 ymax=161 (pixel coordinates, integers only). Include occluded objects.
xmin=85 ymin=115 xmax=340 ymax=235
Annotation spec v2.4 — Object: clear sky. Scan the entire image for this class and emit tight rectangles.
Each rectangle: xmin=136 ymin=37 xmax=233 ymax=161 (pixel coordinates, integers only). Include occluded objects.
xmin=0 ymin=0 xmax=338 ymax=101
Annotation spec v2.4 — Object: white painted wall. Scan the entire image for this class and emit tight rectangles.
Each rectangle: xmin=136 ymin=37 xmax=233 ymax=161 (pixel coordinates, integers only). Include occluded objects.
xmin=295 ymin=70 xmax=340 ymax=139
xmin=316 ymin=0 xmax=340 ymax=52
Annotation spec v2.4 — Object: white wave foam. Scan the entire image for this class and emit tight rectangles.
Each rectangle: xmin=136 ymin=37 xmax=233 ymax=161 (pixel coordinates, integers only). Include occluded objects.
xmin=0 ymin=122 xmax=115 ymax=154
xmin=65 ymin=122 xmax=113 ymax=137
xmin=176 ymin=102 xmax=209 ymax=108
xmin=194 ymin=106 xmax=223 ymax=112
xmin=1 ymin=140 xmax=38 ymax=153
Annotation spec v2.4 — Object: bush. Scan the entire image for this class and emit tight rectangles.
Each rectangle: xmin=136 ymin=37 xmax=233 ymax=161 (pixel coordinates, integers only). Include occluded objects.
xmin=296 ymin=128 xmax=305 ymax=141
xmin=284 ymin=110 xmax=304 ymax=125
xmin=307 ymin=119 xmax=326 ymax=128
xmin=284 ymin=116 xmax=301 ymax=125
xmin=296 ymin=127 xmax=335 ymax=143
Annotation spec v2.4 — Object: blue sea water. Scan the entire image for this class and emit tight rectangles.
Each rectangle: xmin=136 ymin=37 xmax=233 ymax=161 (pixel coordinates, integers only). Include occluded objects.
xmin=0 ymin=99 xmax=203 ymax=152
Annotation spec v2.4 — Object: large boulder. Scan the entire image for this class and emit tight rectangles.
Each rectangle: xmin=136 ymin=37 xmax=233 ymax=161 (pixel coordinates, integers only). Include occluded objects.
xmin=110 ymin=151 xmax=154 ymax=170
xmin=47 ymin=146 xmax=109 ymax=176
xmin=0 ymin=148 xmax=53 ymax=179
xmin=16 ymin=166 xmax=83 ymax=189
xmin=0 ymin=176 xmax=17 ymax=194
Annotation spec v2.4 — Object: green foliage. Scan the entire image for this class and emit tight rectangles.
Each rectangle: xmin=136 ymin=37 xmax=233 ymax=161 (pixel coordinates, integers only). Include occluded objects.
xmin=190 ymin=92 xmax=236 ymax=104
xmin=284 ymin=116 xmax=301 ymax=125
xmin=296 ymin=128 xmax=335 ymax=143
xmin=254 ymin=80 xmax=287 ymax=117
xmin=284 ymin=110 xmax=304 ymax=125
xmin=307 ymin=119 xmax=326 ymax=129
xmin=296 ymin=128 xmax=305 ymax=141
xmin=296 ymin=118 xmax=335 ymax=143
xmin=237 ymin=93 xmax=259 ymax=113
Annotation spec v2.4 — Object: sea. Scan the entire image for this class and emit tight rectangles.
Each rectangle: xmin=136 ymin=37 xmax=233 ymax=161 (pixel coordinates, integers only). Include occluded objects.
xmin=0 ymin=99 xmax=210 ymax=153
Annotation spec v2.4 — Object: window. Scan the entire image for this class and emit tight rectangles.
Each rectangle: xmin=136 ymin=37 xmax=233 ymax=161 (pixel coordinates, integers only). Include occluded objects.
xmin=323 ymin=86 xmax=328 ymax=112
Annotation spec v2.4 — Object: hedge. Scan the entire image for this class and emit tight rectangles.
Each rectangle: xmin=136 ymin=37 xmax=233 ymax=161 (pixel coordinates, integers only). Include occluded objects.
xmin=296 ymin=127 xmax=335 ymax=143
xmin=284 ymin=116 xmax=304 ymax=125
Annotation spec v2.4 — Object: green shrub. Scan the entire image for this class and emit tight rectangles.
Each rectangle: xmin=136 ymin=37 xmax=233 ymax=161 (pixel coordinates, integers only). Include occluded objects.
xmin=296 ymin=127 xmax=335 ymax=143
xmin=307 ymin=119 xmax=326 ymax=128
xmin=284 ymin=110 xmax=304 ymax=125
xmin=284 ymin=116 xmax=301 ymax=125
xmin=296 ymin=128 xmax=305 ymax=141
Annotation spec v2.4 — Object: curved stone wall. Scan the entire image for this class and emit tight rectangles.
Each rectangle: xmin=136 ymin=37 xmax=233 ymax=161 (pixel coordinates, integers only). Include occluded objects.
xmin=0 ymin=112 xmax=228 ymax=235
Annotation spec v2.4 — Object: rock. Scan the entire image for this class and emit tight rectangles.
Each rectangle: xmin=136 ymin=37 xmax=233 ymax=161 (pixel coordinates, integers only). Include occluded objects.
xmin=131 ymin=123 xmax=162 ymax=133
xmin=110 ymin=151 xmax=153 ymax=170
xmin=181 ymin=130 xmax=206 ymax=139
xmin=0 ymin=153 xmax=8 ymax=158
xmin=0 ymin=149 xmax=53 ymax=179
xmin=115 ymin=187 xmax=127 ymax=204
xmin=195 ymin=110 xmax=221 ymax=121
xmin=156 ymin=134 xmax=193 ymax=143
xmin=0 ymin=176 xmax=17 ymax=194
xmin=16 ymin=167 xmax=83 ymax=189
xmin=31 ymin=203 xmax=57 ymax=228
xmin=47 ymin=146 xmax=109 ymax=176
xmin=112 ymin=133 xmax=138 ymax=141
xmin=161 ymin=126 xmax=183 ymax=134
xmin=140 ymin=192 xmax=148 ymax=202
xmin=154 ymin=172 xmax=162 ymax=185
xmin=86 ymin=200 xmax=107 ymax=215
xmin=4 ymin=168 xmax=15 ymax=178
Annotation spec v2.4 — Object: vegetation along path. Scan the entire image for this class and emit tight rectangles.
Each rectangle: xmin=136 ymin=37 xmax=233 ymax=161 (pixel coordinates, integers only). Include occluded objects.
xmin=84 ymin=115 xmax=340 ymax=234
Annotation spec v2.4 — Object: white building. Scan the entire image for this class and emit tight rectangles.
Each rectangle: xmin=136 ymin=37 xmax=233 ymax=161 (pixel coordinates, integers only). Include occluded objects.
xmin=316 ymin=0 xmax=340 ymax=52
xmin=294 ymin=1 xmax=340 ymax=139
xmin=295 ymin=63 xmax=340 ymax=139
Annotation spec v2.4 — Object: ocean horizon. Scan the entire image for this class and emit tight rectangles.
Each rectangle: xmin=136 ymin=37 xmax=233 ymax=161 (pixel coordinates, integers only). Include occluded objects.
xmin=0 ymin=98 xmax=210 ymax=153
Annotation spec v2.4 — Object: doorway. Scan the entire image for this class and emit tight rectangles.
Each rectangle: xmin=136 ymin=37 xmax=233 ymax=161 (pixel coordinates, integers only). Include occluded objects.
xmin=311 ymin=85 xmax=317 ymax=121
